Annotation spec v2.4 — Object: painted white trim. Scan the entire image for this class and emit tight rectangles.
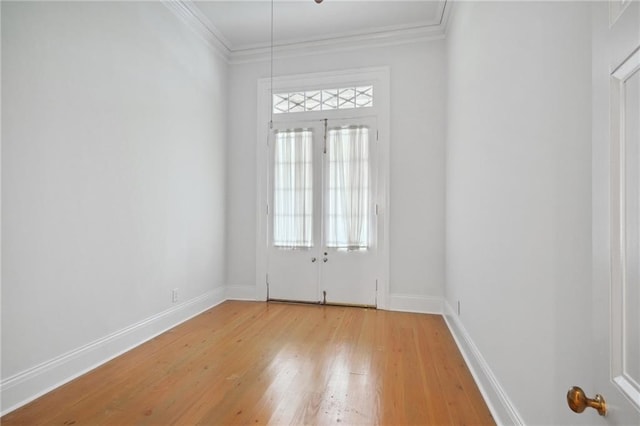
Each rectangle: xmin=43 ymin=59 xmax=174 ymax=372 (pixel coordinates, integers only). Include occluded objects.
xmin=610 ymin=45 xmax=640 ymax=411
xmin=162 ymin=0 xmax=231 ymax=61
xmin=255 ymin=67 xmax=391 ymax=309
xmin=443 ymin=301 xmax=525 ymax=426
xmin=441 ymin=0 xmax=456 ymax=37
xmin=387 ymin=294 xmax=443 ymax=314
xmin=1 ymin=289 xmax=512 ymax=418
xmin=230 ymin=26 xmax=445 ymax=65
xmin=164 ymin=0 xmax=447 ymax=65
xmin=225 ymin=284 xmax=258 ymax=301
xmin=232 ymin=20 xmax=441 ymax=51
xmin=0 ymin=287 xmax=226 ymax=416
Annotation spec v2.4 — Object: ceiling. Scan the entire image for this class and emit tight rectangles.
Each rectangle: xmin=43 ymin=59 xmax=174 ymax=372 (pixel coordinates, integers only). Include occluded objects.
xmin=191 ymin=1 xmax=447 ymax=52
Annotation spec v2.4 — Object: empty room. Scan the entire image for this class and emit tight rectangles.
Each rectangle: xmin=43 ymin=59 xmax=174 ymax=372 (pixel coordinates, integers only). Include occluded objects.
xmin=2 ymin=0 xmax=640 ymax=425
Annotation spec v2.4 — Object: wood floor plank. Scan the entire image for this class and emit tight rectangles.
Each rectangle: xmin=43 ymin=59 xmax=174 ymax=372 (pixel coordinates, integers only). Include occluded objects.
xmin=1 ymin=301 xmax=495 ymax=425
xmin=416 ymin=317 xmax=455 ymax=425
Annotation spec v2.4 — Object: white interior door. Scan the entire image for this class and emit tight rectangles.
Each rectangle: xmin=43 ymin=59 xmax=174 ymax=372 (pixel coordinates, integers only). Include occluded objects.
xmin=267 ymin=122 xmax=322 ymax=302
xmin=320 ymin=119 xmax=378 ymax=306
xmin=588 ymin=1 xmax=640 ymax=423
xmin=266 ymin=118 xmax=379 ymax=306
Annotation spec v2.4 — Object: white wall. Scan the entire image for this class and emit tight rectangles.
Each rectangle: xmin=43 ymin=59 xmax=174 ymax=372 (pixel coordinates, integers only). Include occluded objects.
xmin=1 ymin=1 xmax=227 ymax=412
xmin=445 ymin=2 xmax=593 ymax=424
xmin=226 ymin=41 xmax=446 ymax=303
xmin=3 ymin=1 xmax=598 ymax=421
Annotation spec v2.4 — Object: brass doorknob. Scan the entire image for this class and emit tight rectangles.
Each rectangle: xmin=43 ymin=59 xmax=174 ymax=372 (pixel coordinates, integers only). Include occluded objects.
xmin=567 ymin=386 xmax=607 ymax=416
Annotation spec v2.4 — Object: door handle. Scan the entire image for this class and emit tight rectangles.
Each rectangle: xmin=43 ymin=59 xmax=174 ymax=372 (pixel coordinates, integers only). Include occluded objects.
xmin=567 ymin=386 xmax=607 ymax=416
xmin=323 ymin=258 xmax=328 ymax=263
xmin=311 ymin=257 xmax=317 ymax=263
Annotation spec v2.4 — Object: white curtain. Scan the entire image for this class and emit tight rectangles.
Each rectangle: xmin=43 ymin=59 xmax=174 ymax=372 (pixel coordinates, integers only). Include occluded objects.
xmin=326 ymin=126 xmax=370 ymax=249
xmin=273 ymin=129 xmax=313 ymax=248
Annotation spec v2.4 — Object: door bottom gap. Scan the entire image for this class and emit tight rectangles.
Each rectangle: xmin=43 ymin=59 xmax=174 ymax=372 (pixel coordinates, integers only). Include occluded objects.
xmin=267 ymin=299 xmax=376 ymax=309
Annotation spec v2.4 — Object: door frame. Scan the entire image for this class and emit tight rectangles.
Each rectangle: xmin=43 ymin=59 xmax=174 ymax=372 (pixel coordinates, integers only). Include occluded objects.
xmin=255 ymin=67 xmax=390 ymax=308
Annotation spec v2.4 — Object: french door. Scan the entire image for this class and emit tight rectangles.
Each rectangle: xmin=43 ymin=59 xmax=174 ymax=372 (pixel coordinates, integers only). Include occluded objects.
xmin=266 ymin=117 xmax=378 ymax=306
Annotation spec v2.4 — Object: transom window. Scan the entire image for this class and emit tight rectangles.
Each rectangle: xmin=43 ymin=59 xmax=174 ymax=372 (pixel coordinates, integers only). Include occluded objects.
xmin=273 ymin=86 xmax=373 ymax=114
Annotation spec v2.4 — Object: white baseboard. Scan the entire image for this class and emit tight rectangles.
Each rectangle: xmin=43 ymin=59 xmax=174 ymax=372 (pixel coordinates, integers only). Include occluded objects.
xmin=0 ymin=287 xmax=226 ymax=416
xmin=3 ymin=288 xmax=513 ymax=421
xmin=388 ymin=293 xmax=443 ymax=314
xmin=443 ymin=301 xmax=525 ymax=426
xmin=225 ymin=284 xmax=257 ymax=301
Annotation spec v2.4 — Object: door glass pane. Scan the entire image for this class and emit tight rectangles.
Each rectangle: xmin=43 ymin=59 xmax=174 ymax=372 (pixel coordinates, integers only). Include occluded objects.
xmin=273 ymin=129 xmax=313 ymax=248
xmin=624 ymin=68 xmax=640 ymax=386
xmin=325 ymin=126 xmax=370 ymax=249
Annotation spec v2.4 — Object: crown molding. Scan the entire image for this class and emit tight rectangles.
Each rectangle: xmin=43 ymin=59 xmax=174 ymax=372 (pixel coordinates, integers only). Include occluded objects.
xmin=162 ymin=0 xmax=231 ymax=61
xmin=231 ymin=18 xmax=440 ymax=53
xmin=230 ymin=24 xmax=445 ymax=65
xmin=441 ymin=0 xmax=456 ymax=37
xmin=164 ymin=0 xmax=448 ymax=65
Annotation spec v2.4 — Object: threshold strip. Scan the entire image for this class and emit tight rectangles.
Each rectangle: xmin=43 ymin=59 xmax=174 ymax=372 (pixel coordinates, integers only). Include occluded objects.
xmin=267 ymin=298 xmax=376 ymax=309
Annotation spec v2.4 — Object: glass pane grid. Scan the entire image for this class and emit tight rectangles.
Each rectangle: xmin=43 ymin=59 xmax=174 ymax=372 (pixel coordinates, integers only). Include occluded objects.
xmin=325 ymin=126 xmax=371 ymax=249
xmin=273 ymin=85 xmax=373 ymax=114
xmin=306 ymin=91 xmax=321 ymax=111
xmin=273 ymin=129 xmax=313 ymax=248
xmin=322 ymin=90 xmax=338 ymax=110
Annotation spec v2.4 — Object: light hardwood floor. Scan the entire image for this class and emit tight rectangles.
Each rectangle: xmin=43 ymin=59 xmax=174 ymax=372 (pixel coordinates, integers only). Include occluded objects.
xmin=1 ymin=301 xmax=495 ymax=425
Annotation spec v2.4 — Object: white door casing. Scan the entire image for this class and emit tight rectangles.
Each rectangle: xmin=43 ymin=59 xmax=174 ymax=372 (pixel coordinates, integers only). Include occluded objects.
xmin=591 ymin=0 xmax=640 ymax=423
xmin=256 ymin=67 xmax=390 ymax=308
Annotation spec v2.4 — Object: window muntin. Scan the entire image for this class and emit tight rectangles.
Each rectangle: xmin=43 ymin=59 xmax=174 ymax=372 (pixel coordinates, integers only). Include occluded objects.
xmin=272 ymin=129 xmax=314 ymax=248
xmin=273 ymin=86 xmax=373 ymax=114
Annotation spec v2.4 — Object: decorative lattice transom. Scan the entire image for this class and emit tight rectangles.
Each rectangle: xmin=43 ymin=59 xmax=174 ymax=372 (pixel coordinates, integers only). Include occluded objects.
xmin=273 ymin=86 xmax=373 ymax=114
